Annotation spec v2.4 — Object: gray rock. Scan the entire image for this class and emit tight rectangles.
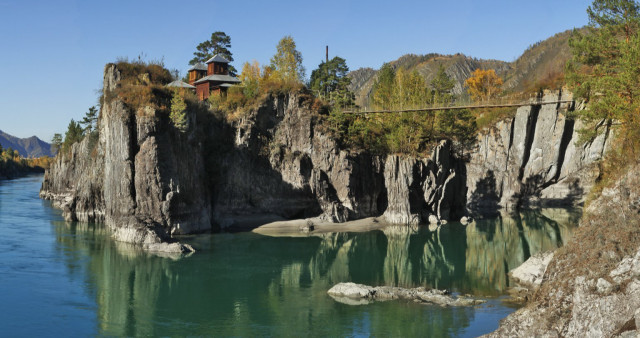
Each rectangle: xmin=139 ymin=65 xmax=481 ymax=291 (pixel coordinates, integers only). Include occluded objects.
xmin=510 ymin=251 xmax=554 ymax=288
xmin=597 ymin=278 xmax=613 ymax=295
xmin=327 ymin=282 xmax=485 ymax=307
xmin=467 ymin=90 xmax=609 ymax=214
xmin=428 ymin=214 xmax=441 ymax=225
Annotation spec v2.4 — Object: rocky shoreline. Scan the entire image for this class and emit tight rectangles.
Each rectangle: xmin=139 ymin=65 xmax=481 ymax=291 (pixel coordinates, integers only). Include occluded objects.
xmin=486 ymin=164 xmax=640 ymax=337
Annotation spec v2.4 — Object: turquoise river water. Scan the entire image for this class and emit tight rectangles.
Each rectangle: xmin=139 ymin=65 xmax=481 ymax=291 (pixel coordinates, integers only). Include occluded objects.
xmin=0 ymin=175 xmax=581 ymax=337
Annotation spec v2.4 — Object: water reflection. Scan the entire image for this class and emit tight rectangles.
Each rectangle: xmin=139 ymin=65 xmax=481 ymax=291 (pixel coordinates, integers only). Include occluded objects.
xmin=51 ymin=208 xmax=578 ymax=336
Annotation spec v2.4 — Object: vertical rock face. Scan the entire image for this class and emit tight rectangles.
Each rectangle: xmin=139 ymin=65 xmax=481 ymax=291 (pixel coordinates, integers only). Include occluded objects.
xmin=41 ymin=65 xmax=608 ymax=247
xmin=212 ymin=93 xmax=464 ymax=227
xmin=42 ymin=64 xmax=212 ymax=248
xmin=466 ymin=90 xmax=610 ymax=214
xmin=382 ymin=141 xmax=465 ymax=224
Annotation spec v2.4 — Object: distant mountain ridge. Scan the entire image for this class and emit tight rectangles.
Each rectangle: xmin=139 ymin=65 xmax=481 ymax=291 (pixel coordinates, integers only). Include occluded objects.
xmin=0 ymin=130 xmax=54 ymax=158
xmin=348 ymin=29 xmax=574 ymax=107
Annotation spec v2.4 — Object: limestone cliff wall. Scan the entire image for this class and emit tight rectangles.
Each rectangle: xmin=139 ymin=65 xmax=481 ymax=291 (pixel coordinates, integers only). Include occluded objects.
xmin=42 ymin=64 xmax=211 ymax=250
xmin=467 ymin=90 xmax=610 ymax=214
xmin=41 ymin=65 xmax=609 ymax=247
xmin=212 ymin=92 xmax=465 ymax=227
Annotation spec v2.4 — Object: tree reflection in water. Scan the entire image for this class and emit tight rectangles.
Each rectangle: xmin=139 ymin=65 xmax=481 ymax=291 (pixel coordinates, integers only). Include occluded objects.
xmin=51 ymin=208 xmax=578 ymax=336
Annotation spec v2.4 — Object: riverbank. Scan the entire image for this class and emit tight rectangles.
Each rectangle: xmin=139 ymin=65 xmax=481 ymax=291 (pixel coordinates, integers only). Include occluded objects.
xmin=487 ymin=162 xmax=640 ymax=337
xmin=0 ymin=167 xmax=44 ymax=180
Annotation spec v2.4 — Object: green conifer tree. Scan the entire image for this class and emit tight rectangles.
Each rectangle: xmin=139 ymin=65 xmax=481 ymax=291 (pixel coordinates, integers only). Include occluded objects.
xmin=170 ymin=92 xmax=188 ymax=132
xmin=371 ymin=63 xmax=395 ymax=110
xmin=566 ymin=0 xmax=640 ymax=144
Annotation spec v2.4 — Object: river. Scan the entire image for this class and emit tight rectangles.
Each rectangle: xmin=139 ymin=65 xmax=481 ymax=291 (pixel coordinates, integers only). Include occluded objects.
xmin=0 ymin=175 xmax=581 ymax=336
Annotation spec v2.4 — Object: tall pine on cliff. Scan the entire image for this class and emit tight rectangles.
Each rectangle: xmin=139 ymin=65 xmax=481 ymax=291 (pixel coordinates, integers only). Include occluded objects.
xmin=566 ymin=0 xmax=640 ymax=151
xmin=309 ymin=56 xmax=354 ymax=107
xmin=190 ymin=31 xmax=236 ymax=74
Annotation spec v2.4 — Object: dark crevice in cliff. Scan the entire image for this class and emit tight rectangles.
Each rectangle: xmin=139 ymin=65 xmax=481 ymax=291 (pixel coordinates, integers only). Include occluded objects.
xmin=409 ymin=163 xmax=428 ymax=216
xmin=601 ymin=120 xmax=612 ymax=158
xmin=129 ymin=112 xmax=139 ymax=210
xmin=553 ymin=117 xmax=575 ymax=183
xmin=505 ymin=117 xmax=516 ymax=171
xmin=518 ymin=105 xmax=541 ymax=182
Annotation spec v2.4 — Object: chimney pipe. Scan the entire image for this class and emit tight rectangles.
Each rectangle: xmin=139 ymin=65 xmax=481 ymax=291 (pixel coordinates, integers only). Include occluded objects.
xmin=326 ymin=45 xmax=329 ymax=64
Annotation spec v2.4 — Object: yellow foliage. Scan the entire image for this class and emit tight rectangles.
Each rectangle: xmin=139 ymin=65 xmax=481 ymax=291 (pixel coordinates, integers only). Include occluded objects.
xmin=464 ymin=69 xmax=503 ymax=103
xmin=239 ymin=61 xmax=261 ymax=84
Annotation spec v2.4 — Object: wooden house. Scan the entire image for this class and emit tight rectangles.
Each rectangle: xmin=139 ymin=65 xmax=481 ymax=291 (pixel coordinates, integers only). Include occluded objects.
xmin=187 ymin=63 xmax=208 ymax=84
xmin=193 ymin=55 xmax=240 ymax=101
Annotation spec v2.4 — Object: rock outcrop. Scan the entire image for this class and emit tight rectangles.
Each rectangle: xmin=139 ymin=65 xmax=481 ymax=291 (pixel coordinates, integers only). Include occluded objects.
xmin=509 ymin=251 xmax=555 ymax=288
xmin=41 ymin=64 xmax=607 ymax=250
xmin=209 ymin=89 xmax=466 ymax=228
xmin=467 ymin=90 xmax=610 ymax=214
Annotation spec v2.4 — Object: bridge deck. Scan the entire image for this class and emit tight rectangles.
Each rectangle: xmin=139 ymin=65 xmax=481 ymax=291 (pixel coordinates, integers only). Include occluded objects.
xmin=343 ymin=100 xmax=574 ymax=114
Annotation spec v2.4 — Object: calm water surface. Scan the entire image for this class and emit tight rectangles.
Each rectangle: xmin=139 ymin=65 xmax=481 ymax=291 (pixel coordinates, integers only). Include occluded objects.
xmin=0 ymin=176 xmax=581 ymax=337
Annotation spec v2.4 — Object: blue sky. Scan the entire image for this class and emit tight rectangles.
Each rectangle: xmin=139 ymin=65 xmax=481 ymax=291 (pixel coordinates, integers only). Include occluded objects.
xmin=0 ymin=0 xmax=592 ymax=140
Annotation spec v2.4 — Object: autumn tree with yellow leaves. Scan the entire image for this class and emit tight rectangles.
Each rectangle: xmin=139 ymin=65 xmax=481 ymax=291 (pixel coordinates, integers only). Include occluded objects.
xmin=464 ymin=69 xmax=503 ymax=103
xmin=239 ymin=60 xmax=262 ymax=98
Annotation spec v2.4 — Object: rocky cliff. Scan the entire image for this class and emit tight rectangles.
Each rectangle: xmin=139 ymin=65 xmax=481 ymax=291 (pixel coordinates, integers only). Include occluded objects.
xmin=41 ymin=64 xmax=608 ymax=250
xmin=210 ymin=91 xmax=466 ymax=226
xmin=467 ymin=90 xmax=611 ymax=214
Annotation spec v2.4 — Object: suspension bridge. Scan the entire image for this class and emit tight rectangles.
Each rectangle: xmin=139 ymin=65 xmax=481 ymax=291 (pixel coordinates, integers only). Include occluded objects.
xmin=342 ymin=99 xmax=575 ymax=115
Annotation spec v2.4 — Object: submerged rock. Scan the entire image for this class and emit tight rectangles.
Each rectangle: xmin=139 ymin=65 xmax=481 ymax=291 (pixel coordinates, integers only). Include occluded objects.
xmin=327 ymin=282 xmax=485 ymax=307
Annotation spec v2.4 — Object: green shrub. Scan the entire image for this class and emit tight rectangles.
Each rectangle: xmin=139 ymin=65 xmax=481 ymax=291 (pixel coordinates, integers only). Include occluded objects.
xmin=170 ymin=91 xmax=188 ymax=132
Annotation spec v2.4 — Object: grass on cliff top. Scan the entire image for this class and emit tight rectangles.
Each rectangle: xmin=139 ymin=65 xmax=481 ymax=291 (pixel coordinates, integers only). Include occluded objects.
xmin=209 ymin=81 xmax=327 ymax=123
xmin=104 ymin=58 xmax=174 ymax=113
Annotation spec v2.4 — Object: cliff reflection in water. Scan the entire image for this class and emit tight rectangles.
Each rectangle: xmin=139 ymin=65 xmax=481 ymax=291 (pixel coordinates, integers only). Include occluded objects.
xmin=51 ymin=208 xmax=578 ymax=336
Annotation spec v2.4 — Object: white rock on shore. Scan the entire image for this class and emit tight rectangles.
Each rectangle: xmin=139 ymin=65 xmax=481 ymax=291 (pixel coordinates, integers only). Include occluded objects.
xmin=509 ymin=251 xmax=555 ymax=288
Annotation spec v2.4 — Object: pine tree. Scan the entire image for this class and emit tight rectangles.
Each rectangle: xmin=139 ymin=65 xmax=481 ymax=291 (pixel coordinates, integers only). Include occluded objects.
xmin=566 ymin=0 xmax=640 ymax=145
xmin=190 ymin=31 xmax=236 ymax=74
xmin=371 ymin=63 xmax=395 ymax=109
xmin=430 ymin=65 xmax=455 ymax=105
xmin=51 ymin=133 xmax=62 ymax=153
xmin=170 ymin=92 xmax=188 ymax=132
xmin=62 ymin=119 xmax=84 ymax=152
xmin=80 ymin=106 xmax=98 ymax=133
xmin=310 ymin=56 xmax=355 ymax=107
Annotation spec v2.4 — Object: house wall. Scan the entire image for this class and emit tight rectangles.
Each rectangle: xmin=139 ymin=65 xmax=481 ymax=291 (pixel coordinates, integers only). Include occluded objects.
xmin=196 ymin=82 xmax=210 ymax=100
xmin=207 ymin=62 xmax=228 ymax=75
xmin=189 ymin=70 xmax=207 ymax=84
